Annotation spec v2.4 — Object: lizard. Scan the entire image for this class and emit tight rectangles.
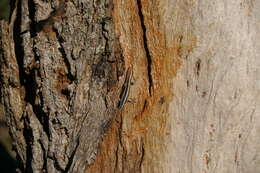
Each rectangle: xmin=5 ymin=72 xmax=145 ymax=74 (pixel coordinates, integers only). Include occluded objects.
xmin=117 ymin=67 xmax=133 ymax=109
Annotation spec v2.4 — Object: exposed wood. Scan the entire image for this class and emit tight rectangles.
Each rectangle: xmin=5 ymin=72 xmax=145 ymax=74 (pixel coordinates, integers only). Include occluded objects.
xmin=89 ymin=0 xmax=260 ymax=173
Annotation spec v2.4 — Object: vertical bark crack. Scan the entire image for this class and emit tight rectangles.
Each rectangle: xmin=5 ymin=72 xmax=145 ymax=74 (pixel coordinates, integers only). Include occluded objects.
xmin=136 ymin=0 xmax=153 ymax=96
xmin=13 ymin=1 xmax=52 ymax=171
xmin=54 ymin=28 xmax=76 ymax=81
xmin=64 ymin=138 xmax=80 ymax=172
xmin=12 ymin=2 xmax=39 ymax=170
xmin=27 ymin=0 xmax=37 ymax=37
xmin=139 ymin=140 xmax=145 ymax=171
xmin=13 ymin=0 xmax=25 ymax=85
xmin=38 ymin=139 xmax=47 ymax=173
xmin=23 ymin=116 xmax=34 ymax=173
xmin=117 ymin=113 xmax=126 ymax=171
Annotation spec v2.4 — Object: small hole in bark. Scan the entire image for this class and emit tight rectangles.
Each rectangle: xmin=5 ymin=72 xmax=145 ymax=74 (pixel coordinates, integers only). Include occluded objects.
xmin=187 ymin=80 xmax=190 ymax=87
xmin=202 ymin=91 xmax=207 ymax=97
xmin=61 ymin=88 xmax=70 ymax=97
xmin=159 ymin=97 xmax=165 ymax=104
xmin=195 ymin=85 xmax=199 ymax=92
xmin=195 ymin=59 xmax=201 ymax=76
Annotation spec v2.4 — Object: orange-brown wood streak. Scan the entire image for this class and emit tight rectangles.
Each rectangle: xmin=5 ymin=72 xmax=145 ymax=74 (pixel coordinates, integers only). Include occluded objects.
xmin=86 ymin=0 xmax=197 ymax=172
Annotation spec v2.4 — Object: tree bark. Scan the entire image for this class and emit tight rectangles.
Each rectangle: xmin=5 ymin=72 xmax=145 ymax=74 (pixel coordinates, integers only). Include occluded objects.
xmin=1 ymin=0 xmax=260 ymax=173
xmin=1 ymin=0 xmax=124 ymax=172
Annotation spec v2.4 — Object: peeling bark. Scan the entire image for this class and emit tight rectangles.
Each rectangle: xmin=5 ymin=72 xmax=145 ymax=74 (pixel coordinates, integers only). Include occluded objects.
xmin=89 ymin=0 xmax=260 ymax=173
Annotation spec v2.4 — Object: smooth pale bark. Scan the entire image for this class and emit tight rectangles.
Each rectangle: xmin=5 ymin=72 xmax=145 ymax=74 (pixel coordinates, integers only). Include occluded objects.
xmin=1 ymin=0 xmax=260 ymax=173
xmin=166 ymin=1 xmax=260 ymax=173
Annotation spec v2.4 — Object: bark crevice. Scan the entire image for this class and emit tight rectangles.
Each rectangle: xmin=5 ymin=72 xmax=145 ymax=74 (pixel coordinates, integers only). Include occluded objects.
xmin=38 ymin=139 xmax=48 ymax=173
xmin=23 ymin=116 xmax=34 ymax=173
xmin=13 ymin=0 xmax=25 ymax=85
xmin=55 ymin=29 xmax=76 ymax=81
xmin=64 ymin=138 xmax=80 ymax=172
xmin=138 ymin=141 xmax=145 ymax=171
xmin=27 ymin=0 xmax=37 ymax=37
xmin=136 ymin=0 xmax=153 ymax=96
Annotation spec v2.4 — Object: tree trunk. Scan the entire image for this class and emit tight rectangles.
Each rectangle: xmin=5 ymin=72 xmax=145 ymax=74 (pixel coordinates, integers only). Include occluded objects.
xmin=1 ymin=0 xmax=260 ymax=173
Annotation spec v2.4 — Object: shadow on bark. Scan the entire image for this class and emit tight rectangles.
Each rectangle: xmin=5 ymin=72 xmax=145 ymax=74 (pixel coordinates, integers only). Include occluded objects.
xmin=0 ymin=142 xmax=17 ymax=173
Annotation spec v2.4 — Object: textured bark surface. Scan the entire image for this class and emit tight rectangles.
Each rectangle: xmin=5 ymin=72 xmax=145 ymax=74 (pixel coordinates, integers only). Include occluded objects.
xmin=1 ymin=0 xmax=260 ymax=173
xmin=0 ymin=0 xmax=125 ymax=172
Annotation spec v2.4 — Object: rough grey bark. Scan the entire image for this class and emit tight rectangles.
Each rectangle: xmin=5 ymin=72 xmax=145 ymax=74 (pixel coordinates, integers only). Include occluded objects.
xmin=0 ymin=0 xmax=125 ymax=172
